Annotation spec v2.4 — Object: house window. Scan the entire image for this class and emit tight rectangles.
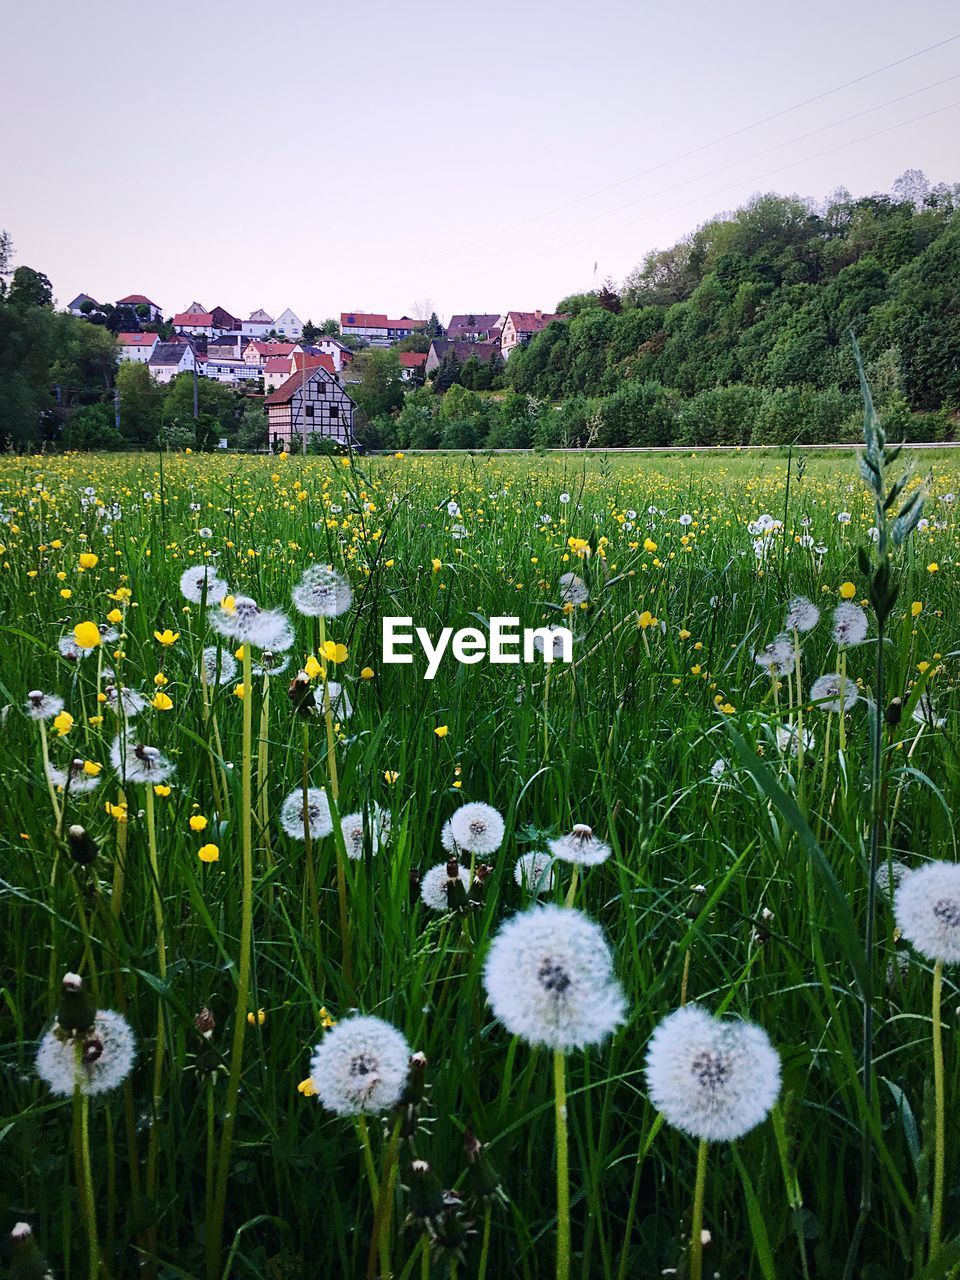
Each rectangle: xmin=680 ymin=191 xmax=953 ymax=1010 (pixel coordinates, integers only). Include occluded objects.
xmin=305 ymin=405 xmax=314 ymax=418
xmin=330 ymin=405 xmax=339 ymax=421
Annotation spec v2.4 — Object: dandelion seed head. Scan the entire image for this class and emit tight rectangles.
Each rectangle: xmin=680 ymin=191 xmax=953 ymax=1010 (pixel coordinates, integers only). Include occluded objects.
xmin=341 ymin=805 xmax=390 ymax=859
xmin=280 ymin=786 xmax=333 ymax=840
xmin=420 ymin=861 xmax=471 ymax=911
xmin=895 ymin=862 xmax=960 ymax=964
xmin=810 ymin=672 xmax=859 ymax=715
xmin=483 ymin=904 xmax=626 ymax=1052
xmin=644 ymin=1004 xmax=781 ymax=1142
xmin=548 ymin=824 xmax=611 ymax=866
xmin=26 ymin=691 xmax=64 ymax=721
xmin=200 ymin=647 xmax=238 ymax=686
xmin=832 ymin=602 xmax=868 ymax=648
xmin=36 ymin=1008 xmax=135 ymax=1097
xmin=558 ymin=572 xmax=589 ymax=605
xmin=514 ymin=851 xmax=556 ymax=894
xmin=292 ymin=565 xmax=353 ymax=618
xmin=105 ymin=685 xmax=148 ymax=718
xmin=448 ymin=802 xmax=505 ymax=856
xmin=784 ymin=596 xmax=820 ymax=633
xmin=109 ymin=736 xmax=174 ymax=784
xmin=309 ymin=1015 xmax=411 ymax=1115
xmin=48 ymin=758 xmax=101 ymax=793
xmin=754 ymin=634 xmax=795 ymax=677
xmin=180 ymin=564 xmax=228 ymax=605
xmin=775 ymin=724 xmax=815 ymax=757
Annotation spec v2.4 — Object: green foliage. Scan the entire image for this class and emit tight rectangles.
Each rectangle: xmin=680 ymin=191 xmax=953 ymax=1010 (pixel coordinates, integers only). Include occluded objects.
xmin=351 ymin=348 xmax=405 ymax=424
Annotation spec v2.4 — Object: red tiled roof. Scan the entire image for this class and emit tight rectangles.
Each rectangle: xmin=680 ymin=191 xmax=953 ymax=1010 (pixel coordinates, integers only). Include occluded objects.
xmin=387 ymin=317 xmax=424 ymax=330
xmin=264 ymin=366 xmax=332 ymax=406
xmin=507 ymin=311 xmax=567 ymax=332
xmin=293 ymin=352 xmax=336 ymax=375
xmin=398 ymin=352 xmax=427 ymax=368
xmin=117 ymin=332 xmax=158 ymax=346
xmin=117 ymin=294 xmax=158 ymax=306
xmin=341 ymin=312 xmax=389 ymax=328
xmin=174 ymin=311 xmax=213 ymax=326
xmin=247 ymin=341 xmax=297 ymax=356
xmin=264 ymin=357 xmax=293 ymax=374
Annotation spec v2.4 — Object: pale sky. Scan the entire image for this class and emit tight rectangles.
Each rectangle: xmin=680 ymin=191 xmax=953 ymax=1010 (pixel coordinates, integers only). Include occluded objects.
xmin=2 ymin=0 xmax=957 ymax=325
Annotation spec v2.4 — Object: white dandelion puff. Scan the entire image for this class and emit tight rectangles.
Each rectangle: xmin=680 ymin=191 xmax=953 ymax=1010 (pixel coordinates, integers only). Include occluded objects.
xmin=25 ymin=690 xmax=64 ymax=721
xmin=58 ymin=635 xmax=84 ymax=661
xmin=209 ymin=595 xmax=293 ymax=651
xmin=280 ymin=787 xmax=333 ymax=840
xmin=421 ymin=861 xmax=471 ymax=911
xmin=912 ymin=693 xmax=946 ymax=731
xmin=340 ymin=805 xmax=390 ymax=860
xmin=36 ymin=1008 xmax=135 ymax=1097
xmin=252 ymin=650 xmax=291 ymax=678
xmin=558 ymin=572 xmax=589 ymax=606
xmin=180 ymin=564 xmax=228 ymax=605
xmin=47 ymin=758 xmax=101 ymax=794
xmin=532 ymin=625 xmax=573 ymax=659
xmin=440 ymin=818 xmax=459 ymax=855
xmin=109 ymin=737 xmax=174 ymax=785
xmin=324 ymin=680 xmax=353 ymax=722
xmin=448 ymin=802 xmax=505 ymax=856
xmin=105 ymin=685 xmax=148 ymax=719
xmin=895 ymin=862 xmax=960 ymax=964
xmin=784 ymin=596 xmax=820 ymax=633
xmin=514 ymin=851 xmax=556 ymax=894
xmin=483 ymin=904 xmax=626 ymax=1052
xmin=754 ymin=634 xmax=795 ymax=678
xmin=292 ymin=564 xmax=353 ymax=618
xmin=200 ymin=647 xmax=238 ymax=687
xmin=775 ymin=724 xmax=815 ymax=757
xmin=832 ymin=602 xmax=868 ymax=648
xmin=644 ymin=1004 xmax=781 ymax=1142
xmin=810 ymin=673 xmax=859 ymax=715
xmin=309 ymin=1015 xmax=411 ymax=1115
xmin=548 ymin=824 xmax=611 ymax=867
xmin=877 ymin=860 xmax=909 ymax=893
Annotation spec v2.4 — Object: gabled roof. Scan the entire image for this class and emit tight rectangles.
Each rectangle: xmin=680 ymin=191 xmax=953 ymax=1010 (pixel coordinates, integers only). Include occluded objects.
xmin=264 ymin=357 xmax=293 ymax=374
xmin=68 ymin=293 xmax=98 ymax=309
xmin=149 ymin=342 xmax=190 ymax=366
xmin=293 ymin=352 xmax=336 ymax=375
xmin=398 ymin=352 xmax=427 ymax=368
xmin=341 ymin=312 xmax=389 ymax=328
xmin=174 ymin=311 xmax=213 ymax=326
xmin=248 ymin=308 xmax=274 ymax=323
xmin=117 ymin=294 xmax=158 ymax=307
xmin=117 ymin=332 xmax=158 ymax=347
xmin=264 ymin=362 xmax=342 ymax=406
xmin=247 ymin=340 xmax=297 ymax=356
xmin=446 ymin=314 xmax=502 ymax=338
xmin=429 ymin=339 xmax=500 ymax=364
xmin=387 ymin=316 xmax=423 ymax=330
xmin=506 ymin=310 xmax=566 ymax=332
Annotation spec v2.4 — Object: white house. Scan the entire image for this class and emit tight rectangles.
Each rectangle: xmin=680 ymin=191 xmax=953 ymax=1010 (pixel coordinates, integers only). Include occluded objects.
xmin=242 ymin=340 xmax=302 ymax=369
xmin=264 ymin=363 xmax=356 ymax=452
xmin=339 ymin=312 xmax=425 ymax=347
xmin=117 ymin=294 xmax=163 ymax=322
xmin=241 ymin=309 xmax=274 ymax=338
xmin=499 ymin=310 xmax=567 ymax=359
xmin=308 ymin=336 xmax=353 ymax=371
xmin=173 ymin=309 xmax=215 ymax=338
xmin=273 ymin=308 xmax=303 ymax=340
xmin=116 ymin=332 xmax=159 ymax=364
xmin=149 ymin=341 xmax=197 ymax=383
xmin=203 ymin=358 xmax=261 ymax=385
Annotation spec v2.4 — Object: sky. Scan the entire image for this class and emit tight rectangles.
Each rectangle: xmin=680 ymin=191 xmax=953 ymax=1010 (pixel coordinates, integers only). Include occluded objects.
xmin=2 ymin=0 xmax=957 ymax=325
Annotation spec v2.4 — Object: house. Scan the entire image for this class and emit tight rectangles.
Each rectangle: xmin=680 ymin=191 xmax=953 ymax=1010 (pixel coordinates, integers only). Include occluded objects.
xmin=117 ymin=332 xmax=159 ymax=364
xmin=173 ymin=310 xmax=215 ymax=338
xmin=116 ymin=294 xmax=162 ymax=322
xmin=499 ymin=310 xmax=567 ymax=358
xmin=203 ymin=358 xmax=261 ymax=385
xmin=209 ymin=305 xmax=241 ymax=333
xmin=446 ymin=314 xmax=502 ymax=343
xmin=340 ymin=312 xmax=425 ymax=346
xmin=207 ymin=334 xmax=246 ymax=360
xmin=308 ymin=336 xmax=353 ymax=371
xmin=242 ymin=340 xmax=301 ymax=368
xmin=149 ymin=341 xmax=197 ymax=383
xmin=264 ymin=364 xmax=356 ymax=452
xmin=425 ymin=339 xmax=500 ymax=375
xmin=242 ymin=309 xmax=274 ymax=338
xmin=398 ymin=351 xmax=427 ymax=382
xmin=273 ymin=307 xmax=303 ymax=340
xmin=263 ymin=351 xmax=337 ymax=392
xmin=67 ymin=293 xmax=99 ymax=317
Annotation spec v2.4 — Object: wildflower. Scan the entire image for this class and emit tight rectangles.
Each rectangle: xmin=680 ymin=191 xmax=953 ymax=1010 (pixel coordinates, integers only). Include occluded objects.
xmin=340 ymin=805 xmax=390 ymax=859
xmin=190 ymin=814 xmax=208 ymax=832
xmin=324 ymin=680 xmax=353 ymax=721
xmin=895 ymin=862 xmax=960 ymax=963
xmin=292 ymin=564 xmax=353 ymax=617
xmin=644 ymin=1004 xmax=781 ymax=1141
xmin=297 ymin=1077 xmax=316 ymax=1097
xmin=153 ymin=629 xmax=180 ymax=647
xmin=483 ymin=904 xmax=625 ymax=1051
xmin=448 ymin=801 xmax=505 ymax=856
xmin=105 ymin=685 xmax=148 ymax=718
xmin=784 ymin=596 xmax=819 ymax=633
xmin=548 ymin=824 xmax=611 ymax=867
xmin=151 ymin=691 xmax=173 ymax=711
xmin=68 ymin=824 xmax=99 ymax=865
xmin=928 ymin=563 xmax=939 ymax=574
xmin=78 ymin=552 xmax=98 ymax=570
xmin=360 ymin=666 xmax=374 ymax=680
xmin=109 ymin=737 xmax=174 ymax=785
xmin=434 ymin=724 xmax=449 ymax=738
xmin=810 ymin=672 xmax=859 ymax=715
xmin=877 ymin=860 xmax=908 ymax=893
xmin=775 ymin=724 xmax=815 ymax=757
xmin=421 ymin=861 xmax=472 ymax=911
xmin=52 ymin=710 xmax=74 ymax=737
xmin=514 ymin=851 xmax=556 ymax=894
xmin=209 ymin=594 xmax=293 ymax=651
xmin=253 ymin=650 xmax=290 ymax=677
xmin=153 ymin=784 xmax=171 ymax=797
xmin=179 ymin=564 xmax=228 ymax=604
xmin=558 ymin=572 xmax=589 ymax=606
xmin=710 ymin=759 xmax=727 ymax=782
xmin=384 ymin=770 xmax=399 ymax=784
xmin=308 ymin=1015 xmax=411 ymax=1115
xmin=199 ymin=646 xmax=235 ymax=685
xmin=912 ymin=693 xmax=946 ymax=730
xmin=198 ymin=843 xmax=220 ymax=863
xmin=319 ymin=640 xmax=348 ymax=664
xmin=247 ymin=1008 xmax=266 ymax=1026
xmin=832 ymin=602 xmax=868 ymax=648
xmin=432 ymin=558 xmax=442 ymax=572
xmin=839 ymin=581 xmax=857 ymax=600
xmin=533 ymin=624 xmax=573 ymax=658
xmin=280 ymin=786 xmax=333 ymax=840
xmin=754 ymin=634 xmax=795 ymax=678
xmin=25 ymin=690 xmax=64 ymax=721
xmin=47 ymin=758 xmax=102 ymax=794
xmin=73 ymin=621 xmax=101 ymax=651
xmin=36 ymin=974 xmax=135 ymax=1097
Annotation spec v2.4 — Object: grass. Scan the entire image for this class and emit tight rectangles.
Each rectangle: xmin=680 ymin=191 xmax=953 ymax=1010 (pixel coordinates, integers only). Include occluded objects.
xmin=1 ymin=443 xmax=959 ymax=1279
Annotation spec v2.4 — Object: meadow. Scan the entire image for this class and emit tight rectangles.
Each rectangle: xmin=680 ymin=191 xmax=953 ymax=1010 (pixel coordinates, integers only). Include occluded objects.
xmin=2 ymin=433 xmax=960 ymax=1280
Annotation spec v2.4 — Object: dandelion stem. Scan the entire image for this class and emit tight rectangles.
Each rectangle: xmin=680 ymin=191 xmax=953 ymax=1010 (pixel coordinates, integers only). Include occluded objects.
xmin=553 ymin=1048 xmax=570 ymax=1280
xmin=543 ymin=667 xmax=551 ymax=762
xmin=793 ymin=628 xmax=805 ymax=778
xmin=207 ymin=643 xmax=255 ymax=1280
xmin=564 ymin=864 xmax=579 ymax=908
xmin=144 ymin=782 xmax=166 ymax=1272
xmin=931 ymin=957 xmax=946 ymax=1262
xmin=74 ymin=1057 xmax=100 ymax=1279
xmin=356 ymin=1114 xmax=381 ymax=1203
xmin=38 ymin=719 xmax=62 ymax=832
xmin=689 ymin=1138 xmax=709 ymax=1280
xmin=478 ymin=1203 xmax=492 ymax=1280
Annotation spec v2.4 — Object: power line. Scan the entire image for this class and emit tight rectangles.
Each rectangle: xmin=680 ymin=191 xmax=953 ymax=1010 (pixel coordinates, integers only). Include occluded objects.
xmin=408 ymin=98 xmax=960 ymax=299
xmin=348 ymin=32 xmax=959 ymax=302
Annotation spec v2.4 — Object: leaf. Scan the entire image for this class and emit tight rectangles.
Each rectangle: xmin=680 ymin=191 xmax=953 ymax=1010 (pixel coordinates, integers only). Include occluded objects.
xmin=883 ymin=1078 xmax=920 ymax=1174
xmin=733 ymin=1147 xmax=779 ymax=1280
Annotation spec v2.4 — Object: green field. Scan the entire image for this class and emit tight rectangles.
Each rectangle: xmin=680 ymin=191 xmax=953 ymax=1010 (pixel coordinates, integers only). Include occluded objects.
xmin=3 ymin=441 xmax=960 ymax=1279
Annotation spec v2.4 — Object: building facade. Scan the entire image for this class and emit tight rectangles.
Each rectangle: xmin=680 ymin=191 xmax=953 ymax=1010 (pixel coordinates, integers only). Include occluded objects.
xmin=264 ymin=365 xmax=356 ymax=451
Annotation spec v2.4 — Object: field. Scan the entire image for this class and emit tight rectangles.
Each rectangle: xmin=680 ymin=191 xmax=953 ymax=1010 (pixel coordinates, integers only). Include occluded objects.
xmin=3 ymin=440 xmax=960 ymax=1280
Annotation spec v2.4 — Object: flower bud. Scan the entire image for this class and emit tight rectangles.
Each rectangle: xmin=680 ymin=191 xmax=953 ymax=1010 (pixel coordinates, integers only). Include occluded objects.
xmin=408 ymin=868 xmax=421 ymax=906
xmin=464 ymin=1129 xmax=503 ymax=1201
xmin=9 ymin=1222 xmax=52 ymax=1280
xmin=195 ymin=1007 xmax=216 ymax=1037
xmin=68 ymin=823 xmax=98 ymax=866
xmin=56 ymin=972 xmax=95 ymax=1035
xmin=445 ymin=860 xmax=469 ymax=911
xmin=885 ymin=697 xmax=903 ymax=727
xmin=288 ymin=672 xmax=315 ymax=719
xmin=405 ymin=1159 xmax=445 ymax=1221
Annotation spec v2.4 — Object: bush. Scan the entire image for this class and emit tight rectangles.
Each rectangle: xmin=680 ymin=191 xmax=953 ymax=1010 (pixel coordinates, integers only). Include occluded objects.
xmin=60 ymin=403 xmax=125 ymax=450
xmin=677 ymin=385 xmax=761 ymax=447
xmin=600 ymin=380 xmax=676 ymax=446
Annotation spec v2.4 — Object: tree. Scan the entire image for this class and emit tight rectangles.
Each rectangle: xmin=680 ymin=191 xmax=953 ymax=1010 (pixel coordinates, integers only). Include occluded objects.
xmin=351 ymin=348 xmax=405 ymax=422
xmin=320 ymin=318 xmax=341 ymax=337
xmin=116 ymin=362 xmax=164 ymax=445
xmin=397 ymin=333 xmax=431 ymax=353
xmin=425 ymin=312 xmax=444 ymax=339
xmin=301 ymin=319 xmax=320 ymax=345
xmin=8 ymin=266 xmax=53 ymax=308
xmin=433 ymin=350 xmax=462 ymax=393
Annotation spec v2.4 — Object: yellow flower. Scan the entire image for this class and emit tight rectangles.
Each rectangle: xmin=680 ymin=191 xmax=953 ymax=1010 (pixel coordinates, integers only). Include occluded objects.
xmin=107 ymin=608 xmax=123 ymax=624
xmin=153 ymin=629 xmax=180 ymax=646
xmin=917 ymin=660 xmax=930 ymax=674
xmin=221 ymin=595 xmax=237 ymax=614
xmin=198 ymin=843 xmax=220 ymax=863
xmin=247 ymin=1007 xmax=266 ymax=1025
xmin=59 ymin=588 xmax=72 ymax=599
xmin=189 ymin=814 xmax=208 ymax=832
xmin=637 ymin=610 xmax=657 ymax=629
xmin=304 ymin=655 xmax=322 ymax=679
xmin=434 ymin=725 xmax=449 ymax=738
xmin=567 ymin=536 xmax=590 ymax=556
xmin=384 ymin=770 xmax=399 ymax=783
xmin=928 ymin=563 xmax=939 ymax=574
xmin=154 ymin=672 xmax=168 ymax=686
xmin=319 ymin=1006 xmax=336 ymax=1028
xmin=643 ymin=538 xmax=658 ymax=553
xmin=839 ymin=582 xmax=856 ymax=600
xmin=297 ymin=1077 xmax=316 ymax=1096
xmin=154 ymin=784 xmax=172 ymax=797
xmin=431 ymin=558 xmax=442 ymax=572
xmin=105 ymin=801 xmax=128 ymax=822
xmin=360 ymin=666 xmax=374 ymax=680
xmin=679 ymin=629 xmax=692 ymax=640
xmin=53 ymin=710 xmax=74 ymax=736
xmin=73 ymin=621 xmax=101 ymax=650
xmin=78 ymin=553 xmax=99 ymax=570
xmin=911 ymin=601 xmax=923 ymax=617
xmin=319 ymin=640 xmax=348 ymax=664
xmin=152 ymin=691 xmax=173 ymax=711
xmin=234 ymin=684 xmax=245 ymax=700
xmin=82 ymin=760 xmax=102 ymax=777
